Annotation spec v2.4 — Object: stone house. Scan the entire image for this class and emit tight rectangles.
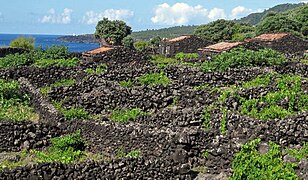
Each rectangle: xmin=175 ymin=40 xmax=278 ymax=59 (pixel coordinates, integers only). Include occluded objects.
xmin=198 ymin=41 xmax=243 ymax=59
xmin=245 ymin=33 xmax=308 ymax=55
xmin=159 ymin=35 xmax=212 ymax=57
xmin=82 ymin=47 xmax=114 ymax=61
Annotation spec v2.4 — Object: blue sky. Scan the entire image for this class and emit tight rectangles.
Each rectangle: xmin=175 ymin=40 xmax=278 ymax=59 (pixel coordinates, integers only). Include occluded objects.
xmin=0 ymin=0 xmax=306 ymax=35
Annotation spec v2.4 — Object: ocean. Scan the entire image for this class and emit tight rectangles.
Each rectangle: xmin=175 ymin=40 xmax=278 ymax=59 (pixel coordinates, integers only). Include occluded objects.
xmin=0 ymin=34 xmax=100 ymax=52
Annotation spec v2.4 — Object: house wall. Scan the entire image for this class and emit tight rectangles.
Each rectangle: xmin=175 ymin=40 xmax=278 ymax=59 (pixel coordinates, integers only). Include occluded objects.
xmin=159 ymin=36 xmax=212 ymax=57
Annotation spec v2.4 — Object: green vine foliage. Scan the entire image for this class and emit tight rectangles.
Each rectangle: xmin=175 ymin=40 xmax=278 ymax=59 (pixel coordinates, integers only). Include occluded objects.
xmin=231 ymin=139 xmax=298 ymax=180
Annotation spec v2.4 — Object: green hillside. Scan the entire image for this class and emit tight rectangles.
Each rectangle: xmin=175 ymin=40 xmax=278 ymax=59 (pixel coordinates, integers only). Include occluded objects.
xmin=236 ymin=3 xmax=305 ymax=25
xmin=131 ymin=25 xmax=197 ymax=41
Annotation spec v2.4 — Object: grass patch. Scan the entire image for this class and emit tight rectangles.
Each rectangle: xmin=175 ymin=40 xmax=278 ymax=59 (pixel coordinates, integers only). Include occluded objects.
xmin=33 ymin=57 xmax=79 ymax=68
xmin=119 ymin=79 xmax=135 ymax=88
xmin=111 ymin=108 xmax=148 ymax=123
xmin=32 ymin=130 xmax=86 ymax=164
xmin=241 ymin=74 xmax=272 ymax=89
xmin=116 ymin=147 xmax=142 ymax=158
xmin=137 ymin=72 xmax=171 ymax=87
xmin=0 ymin=79 xmax=38 ymax=121
xmin=150 ymin=55 xmax=180 ymax=69
xmin=84 ymin=64 xmax=108 ymax=75
xmin=40 ymin=79 xmax=76 ymax=96
xmin=52 ymin=101 xmax=89 ymax=120
xmin=175 ymin=52 xmax=198 ymax=60
xmin=230 ymin=139 xmax=298 ymax=180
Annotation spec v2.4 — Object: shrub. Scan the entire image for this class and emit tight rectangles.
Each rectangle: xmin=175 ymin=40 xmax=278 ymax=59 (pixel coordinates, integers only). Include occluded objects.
xmin=52 ymin=101 xmax=89 ymax=120
xmin=40 ymin=79 xmax=76 ymax=96
xmin=286 ymin=143 xmax=308 ymax=160
xmin=230 ymin=139 xmax=298 ymax=179
xmin=134 ymin=41 xmax=149 ymax=51
xmin=84 ymin=64 xmax=108 ymax=75
xmin=0 ymin=79 xmax=38 ymax=121
xmin=33 ymin=57 xmax=79 ymax=68
xmin=175 ymin=52 xmax=198 ymax=60
xmin=33 ymin=131 xmax=86 ymax=164
xmin=111 ymin=108 xmax=147 ymax=123
xmin=201 ymin=48 xmax=287 ymax=72
xmin=137 ymin=72 xmax=171 ymax=87
xmin=10 ymin=36 xmax=35 ymax=50
xmin=0 ymin=53 xmax=33 ymax=68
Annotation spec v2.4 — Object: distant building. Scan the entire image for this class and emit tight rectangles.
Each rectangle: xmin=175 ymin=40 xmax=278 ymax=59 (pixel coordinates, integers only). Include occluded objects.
xmin=82 ymin=46 xmax=114 ymax=61
xmin=198 ymin=41 xmax=243 ymax=59
xmin=159 ymin=35 xmax=212 ymax=57
xmin=246 ymin=33 xmax=308 ymax=54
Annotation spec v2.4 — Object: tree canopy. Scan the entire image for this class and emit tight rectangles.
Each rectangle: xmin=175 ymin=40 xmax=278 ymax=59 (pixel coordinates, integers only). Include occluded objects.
xmin=194 ymin=19 xmax=255 ymax=42
xmin=95 ymin=18 xmax=132 ymax=46
xmin=256 ymin=4 xmax=308 ymax=37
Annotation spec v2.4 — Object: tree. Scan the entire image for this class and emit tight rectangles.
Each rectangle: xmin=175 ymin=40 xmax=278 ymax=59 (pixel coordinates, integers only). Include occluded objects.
xmin=95 ymin=18 xmax=132 ymax=46
xmin=256 ymin=13 xmax=301 ymax=35
xmin=149 ymin=36 xmax=162 ymax=48
xmin=10 ymin=36 xmax=35 ymax=50
xmin=194 ymin=19 xmax=255 ymax=42
xmin=122 ymin=35 xmax=134 ymax=48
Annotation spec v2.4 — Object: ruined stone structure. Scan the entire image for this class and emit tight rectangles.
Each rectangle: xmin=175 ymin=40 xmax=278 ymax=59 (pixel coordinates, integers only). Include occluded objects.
xmin=159 ymin=35 xmax=212 ymax=57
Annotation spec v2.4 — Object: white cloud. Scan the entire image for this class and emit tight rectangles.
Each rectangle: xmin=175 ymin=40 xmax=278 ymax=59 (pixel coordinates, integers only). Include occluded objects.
xmin=82 ymin=9 xmax=134 ymax=25
xmin=301 ymin=1 xmax=308 ymax=3
xmin=230 ymin=6 xmax=252 ymax=19
xmin=151 ymin=3 xmax=228 ymax=25
xmin=208 ymin=8 xmax=226 ymax=20
xmin=151 ymin=3 xmax=208 ymax=25
xmin=40 ymin=8 xmax=73 ymax=24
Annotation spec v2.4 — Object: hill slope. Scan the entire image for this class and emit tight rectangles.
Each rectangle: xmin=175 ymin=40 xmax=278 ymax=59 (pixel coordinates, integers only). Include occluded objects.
xmin=236 ymin=3 xmax=305 ymax=25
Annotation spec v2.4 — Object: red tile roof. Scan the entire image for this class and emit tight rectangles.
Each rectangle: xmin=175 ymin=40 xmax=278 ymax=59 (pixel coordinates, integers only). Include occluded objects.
xmin=198 ymin=42 xmax=243 ymax=53
xmin=165 ymin=35 xmax=191 ymax=42
xmin=247 ymin=33 xmax=289 ymax=42
xmin=86 ymin=47 xmax=113 ymax=54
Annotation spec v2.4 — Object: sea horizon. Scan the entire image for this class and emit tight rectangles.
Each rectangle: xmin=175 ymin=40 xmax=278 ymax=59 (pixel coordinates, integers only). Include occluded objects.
xmin=0 ymin=33 xmax=99 ymax=52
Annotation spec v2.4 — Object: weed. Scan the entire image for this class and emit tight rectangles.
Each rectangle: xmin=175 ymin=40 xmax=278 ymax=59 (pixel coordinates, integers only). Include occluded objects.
xmin=286 ymin=143 xmax=308 ymax=161
xmin=193 ymin=84 xmax=210 ymax=91
xmin=201 ymin=107 xmax=212 ymax=129
xmin=84 ymin=64 xmax=108 ymax=75
xmin=116 ymin=147 xmax=142 ymax=158
xmin=119 ymin=80 xmax=135 ymax=88
xmin=111 ymin=108 xmax=148 ymax=123
xmin=126 ymin=150 xmax=141 ymax=158
xmin=201 ymin=150 xmax=209 ymax=159
xmin=52 ymin=100 xmax=89 ymax=120
xmin=220 ymin=108 xmax=228 ymax=135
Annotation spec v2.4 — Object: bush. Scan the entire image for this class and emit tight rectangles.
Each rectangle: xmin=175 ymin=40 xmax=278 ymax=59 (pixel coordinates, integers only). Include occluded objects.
xmin=10 ymin=36 xmax=35 ymax=50
xmin=201 ymin=48 xmax=287 ymax=72
xmin=231 ymin=139 xmax=298 ymax=179
xmin=137 ymin=72 xmax=171 ymax=86
xmin=134 ymin=41 xmax=149 ymax=51
xmin=84 ymin=64 xmax=108 ymax=75
xmin=52 ymin=101 xmax=89 ymax=120
xmin=33 ymin=131 xmax=86 ymax=164
xmin=122 ymin=35 xmax=134 ymax=48
xmin=0 ymin=79 xmax=38 ymax=121
xmin=0 ymin=53 xmax=33 ymax=68
xmin=175 ymin=52 xmax=198 ymax=60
